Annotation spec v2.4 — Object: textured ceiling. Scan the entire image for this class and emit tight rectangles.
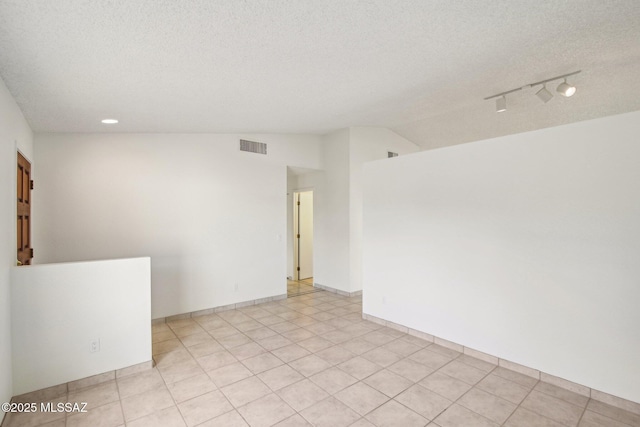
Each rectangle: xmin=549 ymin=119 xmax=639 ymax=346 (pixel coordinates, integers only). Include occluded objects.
xmin=0 ymin=1 xmax=639 ymax=148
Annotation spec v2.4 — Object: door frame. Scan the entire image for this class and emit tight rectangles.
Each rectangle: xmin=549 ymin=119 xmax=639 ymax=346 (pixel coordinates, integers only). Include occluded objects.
xmin=292 ymin=188 xmax=313 ymax=281
xmin=16 ymin=149 xmax=33 ymax=266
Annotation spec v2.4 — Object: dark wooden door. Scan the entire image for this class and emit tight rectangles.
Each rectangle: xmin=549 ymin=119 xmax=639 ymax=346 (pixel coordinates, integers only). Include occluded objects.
xmin=17 ymin=152 xmax=32 ymax=265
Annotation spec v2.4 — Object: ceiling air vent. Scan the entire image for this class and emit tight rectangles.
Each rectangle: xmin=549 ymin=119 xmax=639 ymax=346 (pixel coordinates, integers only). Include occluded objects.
xmin=240 ymin=139 xmax=267 ymax=155
xmin=388 ymin=151 xmax=399 ymax=158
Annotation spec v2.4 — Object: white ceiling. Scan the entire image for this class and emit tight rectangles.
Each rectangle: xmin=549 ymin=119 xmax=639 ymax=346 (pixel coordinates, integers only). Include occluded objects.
xmin=1 ymin=1 xmax=639 ymax=149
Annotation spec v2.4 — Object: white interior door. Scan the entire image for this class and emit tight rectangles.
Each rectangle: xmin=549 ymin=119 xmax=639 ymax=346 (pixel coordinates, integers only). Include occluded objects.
xmin=294 ymin=191 xmax=313 ymax=280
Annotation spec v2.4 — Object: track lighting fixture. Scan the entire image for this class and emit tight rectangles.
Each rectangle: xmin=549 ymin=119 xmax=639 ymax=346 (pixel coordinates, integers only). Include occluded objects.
xmin=556 ymin=79 xmax=576 ymax=97
xmin=536 ymin=85 xmax=553 ymax=103
xmin=485 ymin=70 xmax=580 ymax=112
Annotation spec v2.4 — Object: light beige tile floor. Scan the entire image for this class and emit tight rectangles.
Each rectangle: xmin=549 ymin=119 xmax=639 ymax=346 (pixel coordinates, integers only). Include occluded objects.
xmin=287 ymin=278 xmax=320 ymax=297
xmin=3 ymin=291 xmax=640 ymax=427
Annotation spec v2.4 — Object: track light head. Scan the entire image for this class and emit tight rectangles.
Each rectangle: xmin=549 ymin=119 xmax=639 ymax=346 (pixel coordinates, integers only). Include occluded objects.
xmin=536 ymin=85 xmax=553 ymax=103
xmin=557 ymin=79 xmax=576 ymax=97
xmin=496 ymin=96 xmax=506 ymax=113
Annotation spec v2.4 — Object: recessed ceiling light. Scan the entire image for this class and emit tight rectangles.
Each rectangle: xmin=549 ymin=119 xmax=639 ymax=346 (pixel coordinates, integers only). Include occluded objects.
xmin=101 ymin=119 xmax=118 ymax=124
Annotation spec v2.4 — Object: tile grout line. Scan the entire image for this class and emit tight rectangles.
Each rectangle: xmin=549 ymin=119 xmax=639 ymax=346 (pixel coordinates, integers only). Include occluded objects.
xmin=436 ymin=357 xmax=499 ymax=425
xmin=575 ymin=398 xmax=591 ymax=427
xmin=156 ymin=354 xmax=188 ymax=427
xmin=111 ymin=372 xmax=127 ymax=427
xmin=501 ymin=380 xmax=540 ymax=427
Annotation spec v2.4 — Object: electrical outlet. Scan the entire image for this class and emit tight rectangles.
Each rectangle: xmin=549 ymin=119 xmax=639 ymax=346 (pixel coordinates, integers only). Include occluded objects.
xmin=90 ymin=339 xmax=100 ymax=353
xmin=234 ymin=283 xmax=239 ymax=292
xmin=382 ymin=296 xmax=387 ymax=304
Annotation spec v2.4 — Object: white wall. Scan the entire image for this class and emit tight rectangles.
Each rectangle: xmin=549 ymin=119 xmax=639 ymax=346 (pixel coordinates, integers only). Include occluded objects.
xmin=0 ymin=76 xmax=33 ymax=408
xmin=313 ymin=129 xmax=351 ymax=292
xmin=304 ymin=127 xmax=418 ymax=294
xmin=11 ymin=257 xmax=151 ymax=395
xmin=363 ymin=111 xmax=640 ymax=403
xmin=34 ymin=133 xmax=322 ymax=319
xmin=349 ymin=127 xmax=419 ymax=291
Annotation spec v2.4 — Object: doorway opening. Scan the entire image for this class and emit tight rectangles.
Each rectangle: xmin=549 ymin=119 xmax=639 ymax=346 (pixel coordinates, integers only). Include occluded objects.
xmin=288 ymin=190 xmax=319 ymax=297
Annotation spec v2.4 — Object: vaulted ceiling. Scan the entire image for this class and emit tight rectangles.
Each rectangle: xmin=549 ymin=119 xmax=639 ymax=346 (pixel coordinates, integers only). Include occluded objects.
xmin=1 ymin=1 xmax=639 ymax=149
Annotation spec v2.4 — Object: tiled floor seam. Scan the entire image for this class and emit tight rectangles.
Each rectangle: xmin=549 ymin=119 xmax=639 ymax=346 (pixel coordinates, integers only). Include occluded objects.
xmin=110 ymin=379 xmax=125 ymax=427
xmin=339 ymin=360 xmax=423 ymax=422
xmin=575 ymin=399 xmax=590 ymax=427
xmin=502 ymin=379 xmax=540 ymax=426
xmin=440 ymin=359 xmax=500 ymax=426
xmin=116 ymin=400 xmax=125 ymax=427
